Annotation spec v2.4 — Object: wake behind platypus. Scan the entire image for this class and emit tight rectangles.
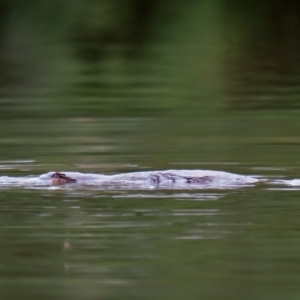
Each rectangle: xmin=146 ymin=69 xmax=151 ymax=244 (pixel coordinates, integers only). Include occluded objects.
xmin=0 ymin=169 xmax=261 ymax=190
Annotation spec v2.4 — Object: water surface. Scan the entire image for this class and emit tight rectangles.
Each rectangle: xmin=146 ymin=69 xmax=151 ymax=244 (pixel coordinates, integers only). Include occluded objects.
xmin=1 ymin=2 xmax=300 ymax=299
xmin=1 ymin=151 xmax=300 ymax=300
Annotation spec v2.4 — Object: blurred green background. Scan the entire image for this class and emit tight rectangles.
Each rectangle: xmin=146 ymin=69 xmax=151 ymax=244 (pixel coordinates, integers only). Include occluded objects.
xmin=2 ymin=0 xmax=300 ymax=117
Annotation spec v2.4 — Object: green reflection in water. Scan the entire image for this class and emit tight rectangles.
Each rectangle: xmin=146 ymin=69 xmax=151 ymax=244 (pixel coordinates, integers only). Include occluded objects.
xmin=1 ymin=184 xmax=300 ymax=300
xmin=1 ymin=1 xmax=300 ymax=299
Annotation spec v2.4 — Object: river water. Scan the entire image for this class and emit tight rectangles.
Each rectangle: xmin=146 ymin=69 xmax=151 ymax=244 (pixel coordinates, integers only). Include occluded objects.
xmin=1 ymin=117 xmax=300 ymax=300
xmin=1 ymin=1 xmax=300 ymax=299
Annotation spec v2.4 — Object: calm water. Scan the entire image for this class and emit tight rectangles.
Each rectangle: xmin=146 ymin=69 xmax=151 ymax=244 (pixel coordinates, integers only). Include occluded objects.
xmin=1 ymin=2 xmax=300 ymax=299
xmin=1 ymin=117 xmax=300 ymax=300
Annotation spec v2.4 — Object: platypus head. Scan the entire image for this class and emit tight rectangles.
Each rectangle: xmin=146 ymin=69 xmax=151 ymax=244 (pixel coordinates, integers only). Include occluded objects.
xmin=51 ymin=172 xmax=77 ymax=185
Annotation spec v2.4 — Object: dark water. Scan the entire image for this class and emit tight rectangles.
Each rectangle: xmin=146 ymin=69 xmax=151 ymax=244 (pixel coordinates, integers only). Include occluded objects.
xmin=1 ymin=118 xmax=300 ymax=300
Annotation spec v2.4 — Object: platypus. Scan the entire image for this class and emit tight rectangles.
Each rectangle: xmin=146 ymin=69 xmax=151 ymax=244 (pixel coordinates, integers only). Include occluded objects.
xmin=51 ymin=172 xmax=77 ymax=185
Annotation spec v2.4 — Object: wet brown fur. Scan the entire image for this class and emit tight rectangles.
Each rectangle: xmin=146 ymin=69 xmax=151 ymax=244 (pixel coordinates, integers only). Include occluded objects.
xmin=51 ymin=172 xmax=77 ymax=185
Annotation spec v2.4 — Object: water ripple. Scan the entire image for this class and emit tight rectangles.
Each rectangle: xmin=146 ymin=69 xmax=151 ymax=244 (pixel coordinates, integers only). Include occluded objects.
xmin=0 ymin=169 xmax=259 ymax=190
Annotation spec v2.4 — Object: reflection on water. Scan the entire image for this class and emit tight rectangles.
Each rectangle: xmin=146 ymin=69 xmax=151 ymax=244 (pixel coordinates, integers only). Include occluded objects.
xmin=0 ymin=183 xmax=226 ymax=299
xmin=2 ymin=1 xmax=300 ymax=118
xmin=113 ymin=193 xmax=223 ymax=201
xmin=2 ymin=160 xmax=300 ymax=299
xmin=0 ymin=109 xmax=300 ymax=300
xmin=2 ymin=117 xmax=300 ymax=299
